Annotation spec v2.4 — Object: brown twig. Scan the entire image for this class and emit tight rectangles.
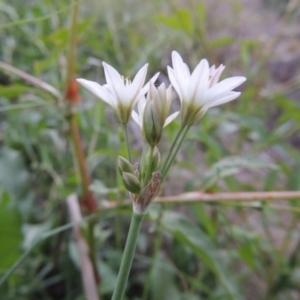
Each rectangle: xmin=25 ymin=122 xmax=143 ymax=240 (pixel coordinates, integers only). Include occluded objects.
xmin=0 ymin=61 xmax=61 ymax=100
xmin=63 ymin=0 xmax=99 ymax=286
xmin=101 ymin=191 xmax=300 ymax=209
xmin=67 ymin=195 xmax=100 ymax=300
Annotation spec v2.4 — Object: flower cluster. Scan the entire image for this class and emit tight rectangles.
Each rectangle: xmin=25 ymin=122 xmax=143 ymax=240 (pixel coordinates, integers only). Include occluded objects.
xmin=77 ymin=51 xmax=246 ymax=213
xmin=78 ymin=51 xmax=245 ymax=131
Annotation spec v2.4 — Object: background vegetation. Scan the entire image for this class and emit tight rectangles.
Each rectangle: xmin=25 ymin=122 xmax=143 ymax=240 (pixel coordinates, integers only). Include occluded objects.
xmin=1 ymin=0 xmax=300 ymax=299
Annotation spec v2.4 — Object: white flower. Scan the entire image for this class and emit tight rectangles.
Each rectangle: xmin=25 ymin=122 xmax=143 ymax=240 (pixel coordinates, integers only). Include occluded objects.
xmin=77 ymin=62 xmax=159 ymax=124
xmin=132 ymin=82 xmax=179 ymax=131
xmin=167 ymin=51 xmax=246 ymax=126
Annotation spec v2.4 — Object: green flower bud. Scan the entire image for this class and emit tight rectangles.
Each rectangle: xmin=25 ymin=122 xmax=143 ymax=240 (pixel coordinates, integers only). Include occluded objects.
xmin=122 ymin=172 xmax=141 ymax=194
xmin=151 ymin=147 xmax=161 ymax=172
xmin=143 ymin=100 xmax=163 ymax=147
xmin=133 ymin=171 xmax=162 ymax=214
xmin=118 ymin=155 xmax=134 ymax=175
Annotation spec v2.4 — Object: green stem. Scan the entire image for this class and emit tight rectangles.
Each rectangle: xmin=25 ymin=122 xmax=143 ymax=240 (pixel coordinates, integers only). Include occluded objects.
xmin=123 ymin=124 xmax=132 ymax=163
xmin=141 ymin=205 xmax=164 ymax=300
xmin=161 ymin=125 xmax=185 ymax=174
xmin=111 ymin=213 xmax=145 ymax=300
xmin=162 ymin=125 xmax=190 ymax=180
xmin=144 ymin=145 xmax=154 ymax=186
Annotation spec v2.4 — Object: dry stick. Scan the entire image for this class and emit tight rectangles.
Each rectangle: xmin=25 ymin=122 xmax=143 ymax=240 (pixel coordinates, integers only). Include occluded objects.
xmin=0 ymin=61 xmax=61 ymax=100
xmin=64 ymin=0 xmax=99 ymax=286
xmin=67 ymin=195 xmax=99 ymax=300
xmin=101 ymin=191 xmax=300 ymax=209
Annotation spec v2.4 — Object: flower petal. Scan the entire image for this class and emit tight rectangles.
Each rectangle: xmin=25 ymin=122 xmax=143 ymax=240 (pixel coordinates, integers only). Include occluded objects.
xmin=102 ymin=62 xmax=125 ymax=101
xmin=172 ymin=51 xmax=190 ymax=78
xmin=138 ymin=96 xmax=147 ymax=117
xmin=163 ymin=111 xmax=180 ymax=127
xmin=128 ymin=64 xmax=148 ymax=104
xmin=209 ymin=64 xmax=225 ymax=87
xmin=77 ymin=78 xmax=116 ymax=108
xmin=203 ymin=76 xmax=246 ymax=105
xmin=132 ymin=110 xmax=142 ymax=128
xmin=204 ymin=91 xmax=241 ymax=110
xmin=188 ymin=59 xmax=210 ymax=104
xmin=167 ymin=66 xmax=182 ymax=101
xmin=141 ymin=72 xmax=160 ymax=95
xmin=172 ymin=51 xmax=190 ymax=98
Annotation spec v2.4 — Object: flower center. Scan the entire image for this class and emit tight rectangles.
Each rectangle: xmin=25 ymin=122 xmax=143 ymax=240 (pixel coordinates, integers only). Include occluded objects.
xmin=121 ymin=75 xmax=131 ymax=86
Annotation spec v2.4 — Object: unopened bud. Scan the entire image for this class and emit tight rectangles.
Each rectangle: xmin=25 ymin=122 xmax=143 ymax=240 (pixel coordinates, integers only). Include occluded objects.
xmin=151 ymin=147 xmax=160 ymax=172
xmin=133 ymin=172 xmax=162 ymax=214
xmin=118 ymin=156 xmax=134 ymax=175
xmin=143 ymin=100 xmax=163 ymax=147
xmin=122 ymin=172 xmax=141 ymax=194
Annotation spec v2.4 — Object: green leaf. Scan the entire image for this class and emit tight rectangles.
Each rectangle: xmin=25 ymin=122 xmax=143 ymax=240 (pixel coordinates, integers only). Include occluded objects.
xmin=0 ymin=148 xmax=33 ymax=219
xmin=149 ymin=253 xmax=182 ymax=300
xmin=201 ymin=156 xmax=279 ymax=191
xmin=155 ymin=9 xmax=193 ymax=34
xmin=193 ymin=204 xmax=217 ymax=239
xmin=0 ymin=191 xmax=22 ymax=270
xmin=44 ymin=18 xmax=95 ymax=46
xmin=150 ymin=210 xmax=243 ymax=300
xmin=237 ymin=241 xmax=255 ymax=269
xmin=0 ymin=84 xmax=32 ymax=98
xmin=208 ymin=37 xmax=234 ymax=49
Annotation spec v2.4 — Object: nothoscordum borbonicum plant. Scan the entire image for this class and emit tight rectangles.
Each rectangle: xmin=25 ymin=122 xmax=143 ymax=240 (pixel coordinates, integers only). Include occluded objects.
xmin=168 ymin=51 xmax=246 ymax=126
xmin=77 ymin=52 xmax=246 ymax=300
xmin=77 ymin=62 xmax=159 ymax=125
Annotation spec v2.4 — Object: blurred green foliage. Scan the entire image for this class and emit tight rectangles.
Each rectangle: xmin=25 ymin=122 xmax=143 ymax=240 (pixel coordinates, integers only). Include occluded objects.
xmin=1 ymin=0 xmax=300 ymax=299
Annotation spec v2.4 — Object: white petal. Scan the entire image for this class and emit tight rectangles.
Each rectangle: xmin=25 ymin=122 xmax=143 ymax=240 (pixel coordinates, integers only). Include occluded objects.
xmin=141 ymin=72 xmax=160 ymax=95
xmin=202 ymin=76 xmax=246 ymax=105
xmin=172 ymin=51 xmax=190 ymax=76
xmin=204 ymin=91 xmax=241 ymax=110
xmin=172 ymin=51 xmax=190 ymax=91
xmin=128 ymin=64 xmax=148 ymax=103
xmin=188 ymin=59 xmax=210 ymax=103
xmin=131 ymin=110 xmax=142 ymax=128
xmin=209 ymin=65 xmax=216 ymax=75
xmin=163 ymin=111 xmax=180 ymax=127
xmin=209 ymin=64 xmax=225 ymax=87
xmin=138 ymin=96 xmax=147 ymax=117
xmin=77 ymin=78 xmax=116 ymax=108
xmin=148 ymin=81 xmax=159 ymax=101
xmin=167 ymin=66 xmax=182 ymax=101
xmin=102 ymin=62 xmax=125 ymax=101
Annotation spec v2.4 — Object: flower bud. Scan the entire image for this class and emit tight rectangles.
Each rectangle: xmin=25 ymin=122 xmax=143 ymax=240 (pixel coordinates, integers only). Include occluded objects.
xmin=122 ymin=172 xmax=141 ymax=194
xmin=143 ymin=100 xmax=163 ymax=147
xmin=133 ymin=171 xmax=162 ymax=214
xmin=151 ymin=146 xmax=160 ymax=172
xmin=118 ymin=155 xmax=134 ymax=175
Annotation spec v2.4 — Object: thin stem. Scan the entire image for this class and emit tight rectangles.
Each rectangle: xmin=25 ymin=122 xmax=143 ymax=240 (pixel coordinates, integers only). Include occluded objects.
xmin=161 ymin=125 xmax=185 ymax=174
xmin=162 ymin=125 xmax=190 ymax=180
xmin=69 ymin=115 xmax=90 ymax=195
xmin=123 ymin=124 xmax=132 ymax=163
xmin=64 ymin=0 xmax=99 ymax=287
xmin=0 ymin=61 xmax=61 ymax=100
xmin=101 ymin=191 xmax=300 ymax=210
xmin=144 ymin=145 xmax=154 ymax=187
xmin=111 ymin=213 xmax=144 ymax=300
xmin=141 ymin=205 xmax=164 ymax=300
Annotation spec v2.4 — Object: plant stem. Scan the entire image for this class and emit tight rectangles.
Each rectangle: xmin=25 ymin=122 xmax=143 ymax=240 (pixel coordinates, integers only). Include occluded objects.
xmin=111 ymin=213 xmax=145 ymax=300
xmin=161 ymin=125 xmax=185 ymax=174
xmin=144 ymin=145 xmax=154 ymax=186
xmin=162 ymin=125 xmax=190 ymax=180
xmin=141 ymin=205 xmax=164 ymax=300
xmin=123 ymin=124 xmax=132 ymax=163
xmin=64 ymin=0 xmax=99 ymax=286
